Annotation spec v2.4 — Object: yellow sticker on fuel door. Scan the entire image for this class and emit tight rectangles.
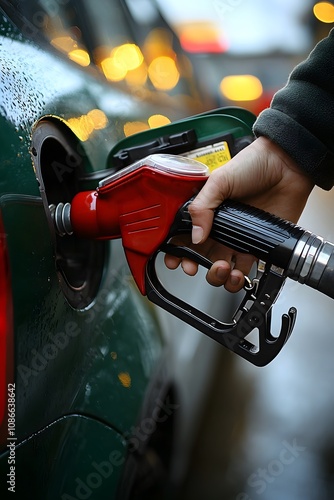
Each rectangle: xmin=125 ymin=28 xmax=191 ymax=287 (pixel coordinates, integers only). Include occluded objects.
xmin=183 ymin=141 xmax=231 ymax=172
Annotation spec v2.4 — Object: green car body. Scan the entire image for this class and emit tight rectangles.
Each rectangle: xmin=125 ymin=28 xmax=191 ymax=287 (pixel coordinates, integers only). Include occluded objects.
xmin=0 ymin=4 xmax=204 ymax=498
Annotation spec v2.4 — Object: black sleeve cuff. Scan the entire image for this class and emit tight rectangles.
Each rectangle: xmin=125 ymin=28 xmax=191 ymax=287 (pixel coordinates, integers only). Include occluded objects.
xmin=254 ymin=108 xmax=334 ymax=190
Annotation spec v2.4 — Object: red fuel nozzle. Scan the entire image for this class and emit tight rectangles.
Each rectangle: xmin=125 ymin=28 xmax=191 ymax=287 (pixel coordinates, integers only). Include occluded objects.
xmin=70 ymin=154 xmax=209 ymax=294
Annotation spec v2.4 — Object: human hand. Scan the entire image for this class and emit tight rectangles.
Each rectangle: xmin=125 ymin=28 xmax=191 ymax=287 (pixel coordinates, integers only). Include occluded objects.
xmin=164 ymin=136 xmax=314 ymax=292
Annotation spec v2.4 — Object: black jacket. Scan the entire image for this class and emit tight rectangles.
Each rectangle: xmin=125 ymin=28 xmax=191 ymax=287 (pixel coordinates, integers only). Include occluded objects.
xmin=253 ymin=28 xmax=334 ymax=190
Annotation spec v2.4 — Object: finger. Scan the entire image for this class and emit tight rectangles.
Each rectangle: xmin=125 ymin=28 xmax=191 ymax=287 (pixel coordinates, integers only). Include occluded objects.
xmin=164 ymin=253 xmax=181 ymax=270
xmin=207 ymin=265 xmax=245 ymax=292
xmin=181 ymin=258 xmax=199 ymax=276
xmin=189 ymin=166 xmax=233 ymax=244
xmin=206 ymin=260 xmax=232 ymax=287
xmin=224 ymin=253 xmax=256 ymax=292
xmin=205 ymin=252 xmax=256 ymax=292
xmin=164 ymin=254 xmax=200 ymax=275
xmin=189 ymin=171 xmax=230 ymax=244
xmin=225 ymin=269 xmax=245 ymax=293
xmin=163 ymin=234 xmax=193 ymax=270
xmin=233 ymin=253 xmax=256 ymax=276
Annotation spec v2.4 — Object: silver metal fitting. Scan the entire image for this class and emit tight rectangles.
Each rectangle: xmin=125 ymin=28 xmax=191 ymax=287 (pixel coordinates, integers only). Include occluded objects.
xmin=287 ymin=231 xmax=332 ymax=288
xmin=49 ymin=202 xmax=73 ymax=236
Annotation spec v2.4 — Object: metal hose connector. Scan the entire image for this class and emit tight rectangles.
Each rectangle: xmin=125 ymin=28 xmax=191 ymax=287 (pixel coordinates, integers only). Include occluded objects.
xmin=287 ymin=231 xmax=333 ymax=290
xmin=49 ymin=202 xmax=73 ymax=236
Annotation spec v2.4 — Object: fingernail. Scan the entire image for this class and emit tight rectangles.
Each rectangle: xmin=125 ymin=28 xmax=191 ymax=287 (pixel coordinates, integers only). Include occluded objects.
xmin=192 ymin=225 xmax=203 ymax=244
xmin=230 ymin=275 xmax=240 ymax=286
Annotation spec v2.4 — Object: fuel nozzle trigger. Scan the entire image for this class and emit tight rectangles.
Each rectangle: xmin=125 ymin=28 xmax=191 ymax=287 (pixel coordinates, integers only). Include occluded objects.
xmin=146 ymin=237 xmax=296 ymax=367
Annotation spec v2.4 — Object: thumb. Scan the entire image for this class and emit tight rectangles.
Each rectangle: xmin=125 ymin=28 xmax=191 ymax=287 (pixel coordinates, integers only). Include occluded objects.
xmin=188 ymin=173 xmax=228 ymax=244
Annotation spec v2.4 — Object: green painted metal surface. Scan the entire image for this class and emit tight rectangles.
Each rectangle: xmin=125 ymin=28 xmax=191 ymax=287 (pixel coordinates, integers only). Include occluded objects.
xmin=0 ymin=7 xmax=170 ymax=495
xmin=0 ymin=414 xmax=128 ymax=499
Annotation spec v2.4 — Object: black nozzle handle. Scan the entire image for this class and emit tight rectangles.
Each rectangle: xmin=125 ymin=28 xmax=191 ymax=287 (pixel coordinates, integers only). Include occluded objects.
xmin=171 ymin=199 xmax=304 ymax=268
xmin=170 ymin=199 xmax=334 ymax=300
